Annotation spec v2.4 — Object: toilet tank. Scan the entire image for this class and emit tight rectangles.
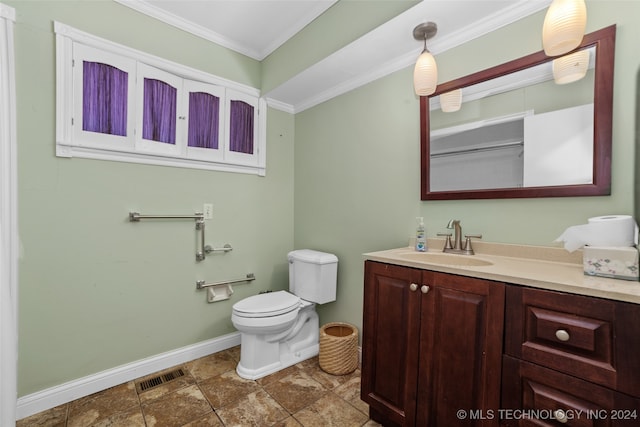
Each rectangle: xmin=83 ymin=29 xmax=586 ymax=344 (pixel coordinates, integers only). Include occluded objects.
xmin=288 ymin=250 xmax=338 ymax=304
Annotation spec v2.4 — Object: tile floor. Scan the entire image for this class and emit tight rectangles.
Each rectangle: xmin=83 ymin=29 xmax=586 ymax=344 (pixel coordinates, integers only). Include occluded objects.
xmin=17 ymin=346 xmax=379 ymax=427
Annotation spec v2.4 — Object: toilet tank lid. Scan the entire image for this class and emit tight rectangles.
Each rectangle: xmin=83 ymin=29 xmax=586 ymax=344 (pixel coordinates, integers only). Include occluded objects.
xmin=288 ymin=249 xmax=338 ymax=264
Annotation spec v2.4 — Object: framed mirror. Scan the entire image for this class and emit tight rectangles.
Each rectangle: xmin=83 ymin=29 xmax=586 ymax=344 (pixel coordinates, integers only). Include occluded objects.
xmin=420 ymin=25 xmax=615 ymax=200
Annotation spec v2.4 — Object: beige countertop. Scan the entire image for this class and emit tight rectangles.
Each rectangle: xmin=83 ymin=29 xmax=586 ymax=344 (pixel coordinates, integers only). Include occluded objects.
xmin=363 ymin=239 xmax=640 ymax=304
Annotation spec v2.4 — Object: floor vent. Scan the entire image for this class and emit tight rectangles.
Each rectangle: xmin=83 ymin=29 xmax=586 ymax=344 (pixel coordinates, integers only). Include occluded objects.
xmin=136 ymin=368 xmax=185 ymax=393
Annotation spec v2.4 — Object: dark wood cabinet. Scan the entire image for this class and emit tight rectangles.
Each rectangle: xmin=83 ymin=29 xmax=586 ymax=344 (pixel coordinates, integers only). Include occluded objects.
xmin=502 ymin=356 xmax=640 ymax=427
xmin=502 ymin=286 xmax=640 ymax=426
xmin=361 ymin=261 xmax=505 ymax=426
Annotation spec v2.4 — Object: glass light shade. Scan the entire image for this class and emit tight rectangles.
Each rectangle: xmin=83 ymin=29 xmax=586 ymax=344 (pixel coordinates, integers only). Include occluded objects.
xmin=542 ymin=0 xmax=587 ymax=56
xmin=414 ymin=50 xmax=438 ymax=96
xmin=440 ymin=89 xmax=462 ymax=113
xmin=553 ymin=49 xmax=590 ymax=84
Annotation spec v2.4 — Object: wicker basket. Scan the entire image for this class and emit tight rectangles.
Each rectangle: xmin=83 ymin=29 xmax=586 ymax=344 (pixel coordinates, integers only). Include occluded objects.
xmin=319 ymin=322 xmax=358 ymax=375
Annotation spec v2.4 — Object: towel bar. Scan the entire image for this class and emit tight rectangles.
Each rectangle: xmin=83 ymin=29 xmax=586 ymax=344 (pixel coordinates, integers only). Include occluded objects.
xmin=129 ymin=212 xmax=204 ymax=221
xmin=128 ymin=211 xmax=207 ymax=261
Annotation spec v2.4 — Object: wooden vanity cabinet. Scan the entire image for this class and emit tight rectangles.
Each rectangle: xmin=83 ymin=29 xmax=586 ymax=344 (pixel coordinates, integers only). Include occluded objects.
xmin=502 ymin=286 xmax=640 ymax=426
xmin=361 ymin=260 xmax=505 ymax=427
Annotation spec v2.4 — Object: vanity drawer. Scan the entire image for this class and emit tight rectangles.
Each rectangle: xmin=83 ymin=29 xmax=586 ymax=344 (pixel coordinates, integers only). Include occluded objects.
xmin=505 ymin=286 xmax=640 ymax=397
xmin=502 ymin=355 xmax=640 ymax=427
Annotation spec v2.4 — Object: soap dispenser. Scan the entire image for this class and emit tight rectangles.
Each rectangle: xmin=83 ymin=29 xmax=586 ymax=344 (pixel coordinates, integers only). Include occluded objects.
xmin=416 ymin=217 xmax=427 ymax=252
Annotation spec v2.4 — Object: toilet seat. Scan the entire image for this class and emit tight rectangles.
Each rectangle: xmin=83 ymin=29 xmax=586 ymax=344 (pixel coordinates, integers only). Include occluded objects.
xmin=232 ymin=290 xmax=301 ymax=318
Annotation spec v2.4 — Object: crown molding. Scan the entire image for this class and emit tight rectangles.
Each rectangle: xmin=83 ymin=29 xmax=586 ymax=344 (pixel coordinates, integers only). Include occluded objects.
xmin=265 ymin=98 xmax=295 ymax=114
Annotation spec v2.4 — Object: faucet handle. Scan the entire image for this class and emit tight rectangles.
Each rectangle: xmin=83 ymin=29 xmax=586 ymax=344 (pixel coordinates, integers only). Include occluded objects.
xmin=437 ymin=233 xmax=453 ymax=250
xmin=463 ymin=234 xmax=482 ymax=255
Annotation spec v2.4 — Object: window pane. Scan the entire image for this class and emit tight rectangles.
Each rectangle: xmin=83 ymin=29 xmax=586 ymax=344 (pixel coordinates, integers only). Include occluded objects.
xmin=143 ymin=78 xmax=177 ymax=145
xmin=229 ymin=100 xmax=254 ymax=154
xmin=188 ymin=92 xmax=219 ymax=149
xmin=83 ymin=61 xmax=128 ymax=136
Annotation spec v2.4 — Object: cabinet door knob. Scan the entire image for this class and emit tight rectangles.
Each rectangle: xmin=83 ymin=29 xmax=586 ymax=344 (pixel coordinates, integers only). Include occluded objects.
xmin=554 ymin=409 xmax=568 ymax=423
xmin=410 ymin=283 xmax=418 ymax=292
xmin=555 ymin=329 xmax=570 ymax=342
xmin=421 ymin=285 xmax=430 ymax=294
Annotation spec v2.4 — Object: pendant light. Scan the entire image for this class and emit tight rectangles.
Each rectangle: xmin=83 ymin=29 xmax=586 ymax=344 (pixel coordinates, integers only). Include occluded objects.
xmin=553 ymin=49 xmax=590 ymax=84
xmin=440 ymin=89 xmax=462 ymax=113
xmin=542 ymin=0 xmax=587 ymax=56
xmin=413 ymin=22 xmax=438 ymax=96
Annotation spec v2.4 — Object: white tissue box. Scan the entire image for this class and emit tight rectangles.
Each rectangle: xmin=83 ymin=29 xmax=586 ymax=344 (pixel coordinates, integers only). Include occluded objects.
xmin=583 ymin=246 xmax=639 ymax=281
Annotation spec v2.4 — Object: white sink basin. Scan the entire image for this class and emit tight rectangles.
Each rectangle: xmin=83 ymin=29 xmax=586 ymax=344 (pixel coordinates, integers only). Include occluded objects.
xmin=397 ymin=252 xmax=493 ymax=267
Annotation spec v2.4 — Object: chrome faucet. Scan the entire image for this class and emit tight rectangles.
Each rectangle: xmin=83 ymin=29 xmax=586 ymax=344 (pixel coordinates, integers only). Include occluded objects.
xmin=438 ymin=219 xmax=482 ymax=255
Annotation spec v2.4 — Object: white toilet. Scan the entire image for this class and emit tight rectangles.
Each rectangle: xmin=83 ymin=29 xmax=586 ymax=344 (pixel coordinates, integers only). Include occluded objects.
xmin=231 ymin=249 xmax=338 ymax=380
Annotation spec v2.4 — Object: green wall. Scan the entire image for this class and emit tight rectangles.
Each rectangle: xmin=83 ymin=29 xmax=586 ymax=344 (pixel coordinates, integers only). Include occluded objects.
xmin=294 ymin=1 xmax=639 ymax=333
xmin=11 ymin=0 xmax=294 ymax=396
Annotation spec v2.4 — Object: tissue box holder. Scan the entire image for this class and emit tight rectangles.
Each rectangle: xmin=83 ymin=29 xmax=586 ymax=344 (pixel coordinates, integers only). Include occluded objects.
xmin=583 ymin=246 xmax=639 ymax=281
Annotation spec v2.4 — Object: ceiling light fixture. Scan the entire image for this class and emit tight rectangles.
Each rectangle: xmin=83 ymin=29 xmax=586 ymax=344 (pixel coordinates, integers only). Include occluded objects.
xmin=440 ymin=89 xmax=462 ymax=113
xmin=552 ymin=49 xmax=590 ymax=84
xmin=542 ymin=0 xmax=587 ymax=56
xmin=413 ymin=22 xmax=438 ymax=96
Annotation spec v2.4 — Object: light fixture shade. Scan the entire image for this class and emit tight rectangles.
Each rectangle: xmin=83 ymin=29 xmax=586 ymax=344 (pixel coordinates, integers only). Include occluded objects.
xmin=542 ymin=0 xmax=587 ymax=56
xmin=414 ymin=51 xmax=438 ymax=96
xmin=553 ymin=49 xmax=590 ymax=84
xmin=440 ymin=89 xmax=462 ymax=112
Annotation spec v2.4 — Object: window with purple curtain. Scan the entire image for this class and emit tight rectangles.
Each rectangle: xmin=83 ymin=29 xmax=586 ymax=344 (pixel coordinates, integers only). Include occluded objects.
xmin=229 ymin=100 xmax=254 ymax=154
xmin=83 ymin=61 xmax=128 ymax=136
xmin=143 ymin=78 xmax=177 ymax=145
xmin=188 ymin=92 xmax=219 ymax=149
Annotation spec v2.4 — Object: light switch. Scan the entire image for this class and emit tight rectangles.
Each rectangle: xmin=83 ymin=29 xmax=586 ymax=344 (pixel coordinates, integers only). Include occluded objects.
xmin=204 ymin=203 xmax=213 ymax=220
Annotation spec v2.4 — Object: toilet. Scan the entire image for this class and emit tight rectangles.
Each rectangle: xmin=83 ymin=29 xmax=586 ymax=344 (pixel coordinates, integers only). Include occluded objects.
xmin=231 ymin=249 xmax=338 ymax=380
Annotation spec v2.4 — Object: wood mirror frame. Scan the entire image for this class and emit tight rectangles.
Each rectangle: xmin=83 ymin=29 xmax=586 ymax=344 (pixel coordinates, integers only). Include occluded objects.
xmin=420 ymin=25 xmax=616 ymax=200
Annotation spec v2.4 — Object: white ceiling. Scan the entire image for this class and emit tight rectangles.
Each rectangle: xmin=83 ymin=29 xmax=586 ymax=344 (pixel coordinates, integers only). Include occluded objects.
xmin=115 ymin=0 xmax=552 ymax=113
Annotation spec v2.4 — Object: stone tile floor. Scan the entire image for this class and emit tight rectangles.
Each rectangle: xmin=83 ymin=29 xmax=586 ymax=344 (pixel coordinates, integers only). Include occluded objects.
xmin=17 ymin=346 xmax=379 ymax=427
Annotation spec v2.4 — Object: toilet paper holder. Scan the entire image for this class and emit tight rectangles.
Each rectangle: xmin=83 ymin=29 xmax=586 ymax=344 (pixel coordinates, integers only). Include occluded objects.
xmin=206 ymin=284 xmax=234 ymax=303
xmin=196 ymin=273 xmax=256 ymax=303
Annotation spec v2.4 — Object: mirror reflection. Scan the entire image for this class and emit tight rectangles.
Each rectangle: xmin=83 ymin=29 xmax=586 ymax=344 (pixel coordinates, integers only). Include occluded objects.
xmin=429 ymin=46 xmax=595 ymax=192
xmin=420 ymin=26 xmax=615 ymax=200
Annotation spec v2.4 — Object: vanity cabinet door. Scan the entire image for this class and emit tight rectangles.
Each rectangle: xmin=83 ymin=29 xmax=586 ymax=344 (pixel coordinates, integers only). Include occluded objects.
xmin=417 ymin=272 xmax=505 ymax=427
xmin=361 ymin=261 xmax=505 ymax=427
xmin=362 ymin=261 xmax=423 ymax=426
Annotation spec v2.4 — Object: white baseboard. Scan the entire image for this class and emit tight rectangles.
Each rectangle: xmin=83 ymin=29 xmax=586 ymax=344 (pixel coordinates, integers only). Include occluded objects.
xmin=16 ymin=332 xmax=240 ymax=420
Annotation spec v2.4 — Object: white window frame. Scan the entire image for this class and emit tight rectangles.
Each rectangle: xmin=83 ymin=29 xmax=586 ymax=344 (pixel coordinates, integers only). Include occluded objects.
xmin=225 ymin=88 xmax=261 ymax=167
xmin=183 ymin=80 xmax=225 ymax=162
xmin=55 ymin=22 xmax=266 ymax=176
xmin=72 ymin=43 xmax=136 ymax=152
xmin=135 ymin=62 xmax=184 ymax=157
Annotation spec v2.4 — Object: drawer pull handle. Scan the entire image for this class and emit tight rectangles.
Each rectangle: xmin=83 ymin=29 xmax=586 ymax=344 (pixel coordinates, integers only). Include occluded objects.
xmin=555 ymin=329 xmax=570 ymax=342
xmin=421 ymin=285 xmax=430 ymax=294
xmin=554 ymin=409 xmax=568 ymax=423
xmin=410 ymin=283 xmax=418 ymax=292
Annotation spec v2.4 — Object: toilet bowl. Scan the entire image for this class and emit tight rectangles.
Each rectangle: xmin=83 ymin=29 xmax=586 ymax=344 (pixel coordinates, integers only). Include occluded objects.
xmin=232 ymin=292 xmax=319 ymax=379
xmin=231 ymin=250 xmax=338 ymax=380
